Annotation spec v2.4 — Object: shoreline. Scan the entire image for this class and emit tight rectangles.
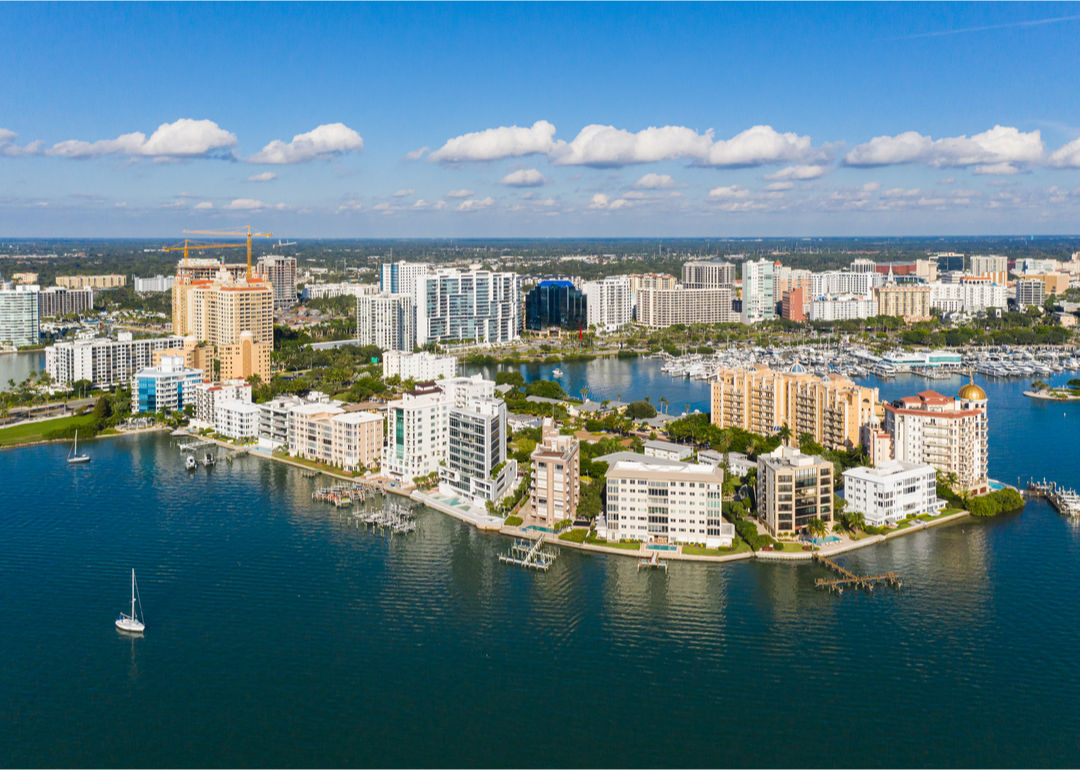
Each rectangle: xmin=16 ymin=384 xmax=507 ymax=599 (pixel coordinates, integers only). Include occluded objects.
xmin=1024 ymin=390 xmax=1080 ymax=401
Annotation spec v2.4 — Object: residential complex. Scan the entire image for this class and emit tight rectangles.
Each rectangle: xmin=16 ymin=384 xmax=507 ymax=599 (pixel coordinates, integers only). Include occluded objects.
xmin=740 ymin=258 xmax=774 ymax=324
xmin=710 ymin=364 xmax=879 ymax=450
xmin=1015 ymin=278 xmax=1046 ymax=308
xmin=530 ymin=417 xmax=580 ymax=527
xmin=636 ymin=287 xmax=735 ymax=327
xmin=256 ymin=255 xmax=298 ymax=310
xmin=883 ymin=380 xmax=989 ymax=496
xmin=440 ymin=394 xmax=515 ymax=503
xmin=288 ymin=403 xmax=385 ymax=473
xmin=604 ymin=459 xmax=733 ymax=547
xmin=134 ymin=275 xmax=175 ymax=293
xmin=583 ymin=276 xmax=633 ymax=331
xmin=215 ymin=399 xmax=262 ymax=441
xmin=875 ymin=285 xmax=932 ymax=321
xmin=39 ymin=286 xmax=94 ymax=319
xmin=382 ymin=350 xmax=457 ymax=382
xmin=808 ymin=295 xmax=879 ymax=322
xmin=193 ymin=379 xmax=251 ymax=427
xmin=969 ymin=255 xmax=1009 ymax=286
xmin=46 ymin=333 xmax=184 ymax=388
xmin=356 ymin=293 xmax=415 ymax=351
xmin=682 ymin=259 xmax=736 ymax=289
xmin=414 ymin=269 xmax=521 ymax=346
xmin=56 ymin=274 xmax=125 ymax=290
xmin=303 ymin=283 xmax=378 ymax=300
xmin=131 ymin=355 xmax=203 ymax=414
xmin=756 ymin=446 xmax=834 ymax=536
xmin=379 ymin=261 xmax=431 ymax=295
xmin=382 ymin=384 xmax=450 ymax=480
xmin=0 ymin=282 xmax=40 ymax=347
xmin=842 ymin=461 xmax=942 ymax=526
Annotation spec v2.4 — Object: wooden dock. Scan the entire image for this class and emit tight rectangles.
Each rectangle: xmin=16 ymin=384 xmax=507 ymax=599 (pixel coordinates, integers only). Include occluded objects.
xmin=638 ymin=551 xmax=668 ymax=572
xmin=814 ymin=553 xmax=901 ymax=593
xmin=499 ymin=535 xmax=558 ymax=571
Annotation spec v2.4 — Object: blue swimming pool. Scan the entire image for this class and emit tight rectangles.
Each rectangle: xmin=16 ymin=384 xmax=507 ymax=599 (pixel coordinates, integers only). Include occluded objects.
xmin=523 ymin=525 xmax=554 ymax=533
xmin=646 ymin=544 xmax=678 ymax=551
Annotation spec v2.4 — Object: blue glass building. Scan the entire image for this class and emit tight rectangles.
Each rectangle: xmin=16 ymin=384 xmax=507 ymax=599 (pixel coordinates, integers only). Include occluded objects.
xmin=524 ymin=280 xmax=587 ymax=332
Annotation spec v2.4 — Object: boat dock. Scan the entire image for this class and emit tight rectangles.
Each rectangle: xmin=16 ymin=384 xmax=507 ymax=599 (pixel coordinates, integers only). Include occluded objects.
xmin=312 ymin=482 xmax=385 ymax=507
xmin=178 ymin=439 xmax=215 ymax=453
xmin=499 ymin=535 xmax=558 ymax=571
xmin=1025 ymin=479 xmax=1080 ymax=516
xmin=354 ymin=502 xmax=416 ymax=534
xmin=638 ymin=551 xmax=668 ymax=572
xmin=814 ymin=553 xmax=902 ymax=593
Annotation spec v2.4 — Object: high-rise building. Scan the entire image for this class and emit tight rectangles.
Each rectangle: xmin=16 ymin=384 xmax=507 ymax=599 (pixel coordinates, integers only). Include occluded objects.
xmin=414 ymin=269 xmax=520 ymax=346
xmin=382 ymin=351 xmax=457 ymax=382
xmin=740 ymin=258 xmax=775 ymax=324
xmin=525 ymin=280 xmax=587 ymax=332
xmin=1024 ymin=273 xmax=1069 ymax=297
xmin=530 ymin=417 xmax=580 ymax=528
xmin=440 ymin=394 xmax=515 ymax=504
xmin=56 ymin=274 xmax=126 ymax=290
xmin=303 ymin=283 xmax=378 ymax=300
xmin=810 ymin=270 xmax=876 ymax=298
xmin=38 ymin=286 xmax=94 ymax=319
xmin=756 ymin=446 xmax=834 ymax=536
xmin=193 ymin=379 xmax=252 ymax=427
xmin=357 ymin=293 xmax=415 ymax=351
xmin=682 ymin=260 xmax=736 ymax=289
xmin=379 ymin=261 xmax=431 ymax=295
xmin=1015 ymin=278 xmax=1046 ymax=308
xmin=46 ymin=333 xmax=184 ymax=388
xmin=219 ymin=330 xmax=271 ymax=382
xmin=875 ymin=285 xmax=932 ymax=320
xmin=929 ymin=279 xmax=1007 ymax=314
xmin=256 ymin=255 xmax=298 ymax=310
xmin=934 ymin=253 xmax=965 ymax=273
xmin=133 ymin=275 xmax=175 ymax=293
xmin=605 ymin=459 xmax=733 ymax=547
xmin=214 ymin=399 xmax=262 ymax=441
xmin=849 ymin=259 xmax=878 ymax=274
xmin=710 ymin=364 xmax=879 ymax=451
xmin=774 ymin=266 xmax=813 ymax=313
xmin=636 ymin=288 xmax=735 ymax=327
xmin=0 ymin=283 xmax=40 ymax=347
xmin=382 ymin=384 xmax=450 ymax=480
xmin=582 ymin=276 xmax=632 ymax=331
xmin=781 ymin=288 xmax=806 ymax=322
xmin=808 ymin=295 xmax=879 ymax=321
xmin=288 ymin=403 xmax=385 ymax=473
xmin=131 ymin=355 xmax=203 ymax=414
xmin=883 ymin=380 xmax=989 ymax=496
xmin=969 ymin=255 xmax=1008 ymax=286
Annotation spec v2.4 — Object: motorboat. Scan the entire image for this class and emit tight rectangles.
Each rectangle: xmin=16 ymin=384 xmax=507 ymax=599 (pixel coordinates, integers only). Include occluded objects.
xmin=185 ymin=455 xmax=197 ymax=470
xmin=552 ymin=368 xmax=563 ymax=377
xmin=202 ymin=452 xmax=216 ymax=467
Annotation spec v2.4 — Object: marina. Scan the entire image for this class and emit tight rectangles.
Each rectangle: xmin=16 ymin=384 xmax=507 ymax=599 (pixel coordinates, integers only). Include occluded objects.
xmin=312 ymin=482 xmax=385 ymax=507
xmin=1025 ymin=479 xmax=1080 ymax=517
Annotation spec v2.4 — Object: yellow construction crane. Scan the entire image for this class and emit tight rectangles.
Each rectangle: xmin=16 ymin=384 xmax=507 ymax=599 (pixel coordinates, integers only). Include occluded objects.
xmin=184 ymin=226 xmax=273 ymax=279
xmin=163 ymin=239 xmax=246 ymax=265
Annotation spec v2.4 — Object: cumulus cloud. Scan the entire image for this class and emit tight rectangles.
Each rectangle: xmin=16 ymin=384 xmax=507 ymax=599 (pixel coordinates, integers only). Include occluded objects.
xmin=45 ymin=118 xmax=237 ymax=159
xmin=225 ymin=199 xmax=266 ymax=210
xmin=410 ymin=199 xmax=447 ymax=211
xmin=429 ymin=121 xmax=556 ymax=163
xmin=588 ymin=194 xmax=610 ymax=209
xmin=1047 ymin=136 xmax=1080 ymax=168
xmin=247 ymin=172 xmax=277 ymax=183
xmin=393 ymin=189 xmax=416 ymax=197
xmin=881 ymin=188 xmax=922 ymax=198
xmin=707 ymin=185 xmax=751 ymax=200
xmin=195 ymin=202 xmax=214 ymax=209
xmin=0 ymin=129 xmax=43 ymax=157
xmin=247 ymin=123 xmax=363 ymax=164
xmin=843 ymin=126 xmax=1043 ymax=169
xmin=973 ymin=162 xmax=1020 ymax=176
xmin=633 ymin=173 xmax=687 ymax=189
xmin=551 ymin=124 xmax=712 ymax=167
xmin=699 ymin=126 xmax=823 ymax=167
xmin=764 ymin=181 xmax=795 ymax=191
xmin=445 ymin=189 xmax=474 ymax=198
xmin=337 ymin=200 xmax=364 ymax=213
xmin=763 ymin=164 xmax=828 ymax=181
xmin=402 ymin=146 xmax=429 ymax=161
xmin=500 ymin=168 xmax=547 ymax=187
xmin=456 ymin=197 xmax=495 ymax=212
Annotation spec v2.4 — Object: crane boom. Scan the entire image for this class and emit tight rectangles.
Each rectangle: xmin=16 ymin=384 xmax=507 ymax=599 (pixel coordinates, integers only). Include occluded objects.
xmin=163 ymin=239 xmax=246 ymax=265
xmin=184 ymin=226 xmax=273 ymax=278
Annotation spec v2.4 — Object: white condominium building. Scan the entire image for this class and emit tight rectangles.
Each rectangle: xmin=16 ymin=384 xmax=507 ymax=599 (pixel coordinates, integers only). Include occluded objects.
xmin=969 ymin=255 xmax=1009 ymax=286
xmin=530 ymin=417 xmax=580 ymax=527
xmin=810 ymin=270 xmax=876 ymax=298
xmin=46 ymin=333 xmax=184 ymax=388
xmin=258 ymin=395 xmax=307 ymax=449
xmin=842 ymin=461 xmax=943 ymax=527
xmin=382 ymin=384 xmax=451 ymax=480
xmin=256 ymin=255 xmax=298 ymax=310
xmin=414 ymin=269 xmax=521 ymax=346
xmin=379 ymin=261 xmax=431 ymax=295
xmin=883 ymin=379 xmax=989 ymax=496
xmin=0 ymin=283 xmax=40 ymax=348
xmin=194 ymin=379 xmax=252 ymax=427
xmin=929 ymin=279 xmax=1007 ymax=314
xmin=303 ymin=283 xmax=378 ymax=300
xmin=604 ymin=460 xmax=733 ymax=548
xmin=682 ymin=260 xmax=736 ymax=289
xmin=740 ymin=258 xmax=775 ymax=324
xmin=214 ymin=399 xmax=262 ymax=441
xmin=439 ymin=395 xmax=515 ymax=503
xmin=382 ymin=350 xmax=457 ymax=382
xmin=636 ymin=287 xmax=735 ymax=327
xmin=808 ymin=295 xmax=879 ymax=322
xmin=288 ymin=403 xmax=385 ymax=473
xmin=1016 ymin=279 xmax=1045 ymax=307
xmin=583 ymin=276 xmax=633 ymax=331
xmin=131 ymin=355 xmax=203 ymax=414
xmin=357 ymin=293 xmax=415 ymax=352
xmin=133 ymin=275 xmax=175 ymax=293
xmin=39 ymin=286 xmax=94 ymax=319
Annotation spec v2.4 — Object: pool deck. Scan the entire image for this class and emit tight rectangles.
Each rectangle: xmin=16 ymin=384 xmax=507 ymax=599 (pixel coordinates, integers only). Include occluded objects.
xmin=411 ymin=490 xmax=504 ymax=530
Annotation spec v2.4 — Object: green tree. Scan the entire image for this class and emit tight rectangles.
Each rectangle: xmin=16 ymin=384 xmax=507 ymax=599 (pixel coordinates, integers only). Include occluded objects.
xmin=805 ymin=516 xmax=828 ymax=542
xmin=777 ymin=423 xmax=793 ymax=446
xmin=624 ymin=400 xmax=657 ymax=420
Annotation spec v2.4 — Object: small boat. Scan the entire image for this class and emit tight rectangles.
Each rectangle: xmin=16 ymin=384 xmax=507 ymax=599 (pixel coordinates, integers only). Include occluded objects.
xmin=115 ymin=569 xmax=145 ymax=634
xmin=185 ymin=455 xmax=197 ymax=470
xmin=202 ymin=452 xmax=216 ymax=467
xmin=552 ymin=368 xmax=564 ymax=377
xmin=67 ymin=430 xmax=90 ymax=464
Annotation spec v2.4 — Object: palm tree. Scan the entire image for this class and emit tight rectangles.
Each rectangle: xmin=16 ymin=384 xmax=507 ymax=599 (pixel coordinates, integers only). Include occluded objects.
xmin=805 ymin=516 xmax=828 ymax=545
xmin=777 ymin=423 xmax=793 ymax=446
xmin=659 ymin=396 xmax=668 ymax=415
xmin=746 ymin=437 xmax=759 ymax=458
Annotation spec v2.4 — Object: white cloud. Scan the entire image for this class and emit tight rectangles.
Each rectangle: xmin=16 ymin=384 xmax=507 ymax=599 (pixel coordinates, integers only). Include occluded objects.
xmin=247 ymin=172 xmax=277 ymax=183
xmin=194 ymin=202 xmax=214 ymax=209
xmin=402 ymin=146 xmax=429 ymax=161
xmin=45 ymin=118 xmax=238 ymax=159
xmin=247 ymin=123 xmax=363 ymax=164
xmin=337 ymin=200 xmax=364 ymax=213
xmin=393 ymin=189 xmax=416 ymax=197
xmin=700 ymin=126 xmax=822 ymax=167
xmin=973 ymin=162 xmax=1021 ymax=175
xmin=633 ymin=173 xmax=687 ymax=189
xmin=224 ymin=199 xmax=288 ymax=210
xmin=588 ymin=194 xmax=610 ymax=209
xmin=881 ymin=188 xmax=922 ymax=198
xmin=763 ymin=164 xmax=828 ymax=181
xmin=445 ymin=189 xmax=474 ymax=198
xmin=0 ymin=129 xmax=42 ymax=157
xmin=455 ymin=197 xmax=495 ymax=212
xmin=1048 ymin=136 xmax=1080 ymax=168
xmin=410 ymin=199 xmax=447 ymax=211
xmin=500 ymin=168 xmax=547 ymax=187
xmin=862 ymin=181 xmax=883 ymax=191
xmin=429 ymin=121 xmax=556 ymax=163
xmin=707 ymin=185 xmax=751 ymax=200
xmin=764 ymin=181 xmax=795 ymax=191
xmin=551 ymin=124 xmax=712 ymax=167
xmin=843 ymin=126 xmax=1043 ymax=168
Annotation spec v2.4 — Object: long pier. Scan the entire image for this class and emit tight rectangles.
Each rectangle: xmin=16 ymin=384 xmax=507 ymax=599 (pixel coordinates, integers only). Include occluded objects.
xmin=814 ymin=553 xmax=901 ymax=593
xmin=1025 ymin=479 xmax=1080 ymax=516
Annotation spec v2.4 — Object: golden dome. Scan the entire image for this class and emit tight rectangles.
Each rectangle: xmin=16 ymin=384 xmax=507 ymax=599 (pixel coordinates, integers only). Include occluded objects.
xmin=958 ymin=375 xmax=986 ymax=401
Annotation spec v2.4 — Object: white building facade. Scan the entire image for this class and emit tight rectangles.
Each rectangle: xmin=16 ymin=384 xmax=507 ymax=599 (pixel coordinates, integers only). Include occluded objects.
xmin=194 ymin=379 xmax=252 ymax=427
xmin=382 ymin=350 xmax=457 ymax=382
xmin=414 ymin=269 xmax=521 ymax=347
xmin=843 ymin=460 xmax=942 ymax=526
xmin=740 ymin=259 xmax=774 ymax=324
xmin=583 ymin=276 xmax=633 ymax=331
xmin=214 ymin=399 xmax=261 ymax=440
xmin=0 ymin=283 xmax=40 ymax=348
xmin=357 ymin=293 xmax=415 ymax=352
xmin=46 ymin=334 xmax=185 ymax=388
xmin=808 ymin=295 xmax=879 ymax=321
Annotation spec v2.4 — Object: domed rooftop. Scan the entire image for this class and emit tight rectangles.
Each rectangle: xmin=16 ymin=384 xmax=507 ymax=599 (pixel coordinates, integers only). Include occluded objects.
xmin=958 ymin=375 xmax=986 ymax=401
xmin=788 ymin=362 xmax=807 ymax=374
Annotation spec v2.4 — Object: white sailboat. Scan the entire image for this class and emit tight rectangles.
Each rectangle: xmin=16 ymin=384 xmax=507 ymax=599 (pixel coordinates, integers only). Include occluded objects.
xmin=67 ymin=430 xmax=90 ymax=464
xmin=115 ymin=569 xmax=145 ymax=633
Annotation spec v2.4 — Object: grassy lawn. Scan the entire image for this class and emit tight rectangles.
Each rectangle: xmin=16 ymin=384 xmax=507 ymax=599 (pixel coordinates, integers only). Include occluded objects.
xmin=282 ymin=454 xmax=360 ymax=477
xmin=682 ymin=540 xmax=753 ymax=557
xmin=0 ymin=413 xmax=98 ymax=447
xmin=585 ymin=538 xmax=641 ymax=551
xmin=558 ymin=528 xmax=590 ymax=543
xmin=504 ymin=515 xmax=523 ymax=527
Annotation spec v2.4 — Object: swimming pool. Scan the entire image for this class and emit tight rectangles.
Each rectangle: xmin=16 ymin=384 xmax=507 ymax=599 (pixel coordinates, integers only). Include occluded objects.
xmin=646 ymin=544 xmax=678 ymax=551
xmin=989 ymin=480 xmax=1007 ymax=491
xmin=523 ymin=525 xmax=554 ymax=533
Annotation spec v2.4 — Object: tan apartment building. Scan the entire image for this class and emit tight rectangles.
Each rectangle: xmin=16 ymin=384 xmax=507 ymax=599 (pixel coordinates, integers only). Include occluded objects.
xmin=682 ymin=260 xmax=735 ymax=289
xmin=627 ymin=273 xmax=678 ymax=293
xmin=875 ymin=285 xmax=932 ymax=321
xmin=56 ymin=274 xmax=126 ymax=289
xmin=757 ymin=446 xmax=833 ymax=536
xmin=288 ymin=403 xmax=385 ymax=473
xmin=219 ymin=330 xmax=271 ymax=382
xmin=530 ymin=417 xmax=580 ymax=527
xmin=710 ymin=364 xmax=878 ymax=450
xmin=969 ymin=255 xmax=1008 ymax=287
xmin=1026 ymin=272 xmax=1070 ymax=296
xmin=152 ymin=336 xmax=215 ymax=381
xmin=636 ymin=287 xmax=735 ymax=328
xmin=11 ymin=273 xmax=38 ymax=284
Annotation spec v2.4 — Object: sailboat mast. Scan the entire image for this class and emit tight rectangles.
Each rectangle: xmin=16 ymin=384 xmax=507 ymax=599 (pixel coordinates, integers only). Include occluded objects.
xmin=131 ymin=570 xmax=136 ymax=620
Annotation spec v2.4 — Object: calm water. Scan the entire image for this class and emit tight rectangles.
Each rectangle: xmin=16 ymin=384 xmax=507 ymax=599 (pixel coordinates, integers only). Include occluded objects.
xmin=0 ymin=350 xmax=44 ymax=390
xmin=2 ymin=366 xmax=1080 ymax=767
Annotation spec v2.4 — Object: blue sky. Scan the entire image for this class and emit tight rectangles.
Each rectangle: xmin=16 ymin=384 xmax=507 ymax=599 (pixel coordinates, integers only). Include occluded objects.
xmin=4 ymin=2 xmax=1080 ymax=238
